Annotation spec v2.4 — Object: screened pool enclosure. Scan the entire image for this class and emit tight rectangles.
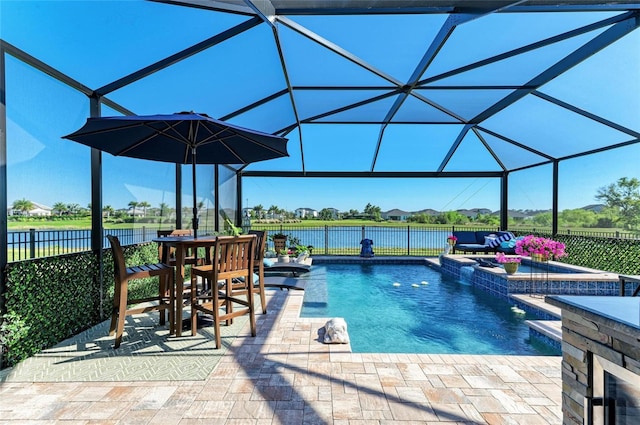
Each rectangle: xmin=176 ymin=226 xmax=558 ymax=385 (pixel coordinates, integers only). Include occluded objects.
xmin=1 ymin=0 xmax=639 ymax=267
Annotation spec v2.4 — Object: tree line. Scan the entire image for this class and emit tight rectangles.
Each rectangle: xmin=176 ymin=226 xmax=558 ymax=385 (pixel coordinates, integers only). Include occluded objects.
xmin=251 ymin=178 xmax=640 ymax=231
xmin=9 ymin=178 xmax=640 ymax=230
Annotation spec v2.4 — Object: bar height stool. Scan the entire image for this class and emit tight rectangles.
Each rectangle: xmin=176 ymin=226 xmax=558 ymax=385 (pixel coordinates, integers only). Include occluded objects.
xmin=248 ymin=230 xmax=268 ymax=314
xmin=189 ymin=235 xmax=257 ymax=348
xmin=107 ymin=235 xmax=175 ymax=348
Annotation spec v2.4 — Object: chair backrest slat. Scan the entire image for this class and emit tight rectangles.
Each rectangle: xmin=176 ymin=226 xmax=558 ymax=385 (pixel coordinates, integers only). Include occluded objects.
xmin=107 ymin=235 xmax=127 ymax=282
xmin=213 ymin=235 xmax=256 ymax=280
xmin=248 ymin=230 xmax=267 ymax=261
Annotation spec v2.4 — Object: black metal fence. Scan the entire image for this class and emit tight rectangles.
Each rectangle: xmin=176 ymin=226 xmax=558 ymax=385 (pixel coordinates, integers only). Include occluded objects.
xmin=7 ymin=225 xmax=639 ymax=262
xmin=7 ymin=227 xmax=156 ymax=262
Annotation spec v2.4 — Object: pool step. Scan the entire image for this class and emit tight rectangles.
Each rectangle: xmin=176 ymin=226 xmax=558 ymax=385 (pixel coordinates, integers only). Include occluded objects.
xmin=526 ymin=320 xmax=562 ymax=343
xmin=509 ymin=294 xmax=562 ymax=350
xmin=510 ymin=294 xmax=562 ymax=319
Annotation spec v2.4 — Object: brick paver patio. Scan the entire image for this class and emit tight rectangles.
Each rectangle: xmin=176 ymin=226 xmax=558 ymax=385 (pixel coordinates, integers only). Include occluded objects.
xmin=0 ymin=289 xmax=562 ymax=424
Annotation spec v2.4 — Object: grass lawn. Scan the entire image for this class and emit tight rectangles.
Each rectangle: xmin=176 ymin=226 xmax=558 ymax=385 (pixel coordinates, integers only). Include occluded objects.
xmin=8 ymin=218 xmax=173 ymax=230
xmin=7 ymin=217 xmax=630 ymax=234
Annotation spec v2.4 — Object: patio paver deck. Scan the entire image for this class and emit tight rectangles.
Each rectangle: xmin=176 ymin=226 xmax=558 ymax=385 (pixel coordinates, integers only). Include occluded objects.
xmin=0 ymin=288 xmax=563 ymax=424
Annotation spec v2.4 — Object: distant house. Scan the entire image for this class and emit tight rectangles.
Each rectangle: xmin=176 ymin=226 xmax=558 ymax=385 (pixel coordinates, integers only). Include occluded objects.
xmin=382 ymin=209 xmax=412 ymax=221
xmin=414 ymin=208 xmax=440 ymax=216
xmin=457 ymin=208 xmax=492 ymax=218
xmin=125 ymin=207 xmax=145 ymax=217
xmin=324 ymin=208 xmax=339 ymax=219
xmin=8 ymin=202 xmax=52 ymax=217
xmin=295 ymin=207 xmax=318 ymax=219
xmin=504 ymin=210 xmax=530 ymax=219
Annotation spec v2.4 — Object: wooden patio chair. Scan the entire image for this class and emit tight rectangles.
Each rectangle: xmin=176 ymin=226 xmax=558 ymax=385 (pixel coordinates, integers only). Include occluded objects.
xmin=248 ymin=230 xmax=268 ymax=314
xmin=107 ymin=235 xmax=175 ymax=348
xmin=189 ymin=235 xmax=257 ymax=348
xmin=156 ymin=229 xmax=200 ymax=266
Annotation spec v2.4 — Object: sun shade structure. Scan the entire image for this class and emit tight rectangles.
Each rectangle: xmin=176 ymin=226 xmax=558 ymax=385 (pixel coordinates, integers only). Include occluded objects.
xmin=63 ymin=112 xmax=288 ymax=236
xmin=1 ymin=0 xmax=640 ymax=239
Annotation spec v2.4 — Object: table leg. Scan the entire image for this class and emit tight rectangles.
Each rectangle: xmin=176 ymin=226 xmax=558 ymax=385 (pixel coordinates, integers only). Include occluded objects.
xmin=175 ymin=245 xmax=185 ymax=337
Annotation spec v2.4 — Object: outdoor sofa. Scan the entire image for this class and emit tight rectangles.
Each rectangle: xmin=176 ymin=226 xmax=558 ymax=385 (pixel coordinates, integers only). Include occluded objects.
xmin=452 ymin=230 xmax=517 ymax=254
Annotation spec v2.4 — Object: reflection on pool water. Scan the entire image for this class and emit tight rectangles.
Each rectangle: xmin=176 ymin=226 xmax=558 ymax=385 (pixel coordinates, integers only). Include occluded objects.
xmin=300 ymin=263 xmax=560 ymax=356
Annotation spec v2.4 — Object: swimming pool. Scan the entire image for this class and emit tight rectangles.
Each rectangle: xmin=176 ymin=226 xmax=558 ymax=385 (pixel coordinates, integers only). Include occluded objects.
xmin=299 ymin=263 xmax=560 ymax=356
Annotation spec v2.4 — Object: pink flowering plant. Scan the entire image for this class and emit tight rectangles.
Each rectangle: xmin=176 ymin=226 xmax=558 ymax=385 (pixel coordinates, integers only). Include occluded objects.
xmin=447 ymin=235 xmax=457 ymax=244
xmin=514 ymin=235 xmax=567 ymax=259
xmin=495 ymin=252 xmax=521 ymax=264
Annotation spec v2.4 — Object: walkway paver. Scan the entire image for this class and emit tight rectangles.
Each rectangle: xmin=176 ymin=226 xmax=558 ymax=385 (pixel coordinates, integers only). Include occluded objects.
xmin=0 ymin=289 xmax=563 ymax=424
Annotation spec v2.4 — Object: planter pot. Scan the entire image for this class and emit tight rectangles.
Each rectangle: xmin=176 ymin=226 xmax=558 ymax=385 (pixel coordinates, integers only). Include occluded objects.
xmin=273 ymin=236 xmax=287 ymax=253
xmin=531 ymin=253 xmax=549 ymax=262
xmin=503 ymin=262 xmax=519 ymax=275
xmin=277 ymin=255 xmax=290 ymax=263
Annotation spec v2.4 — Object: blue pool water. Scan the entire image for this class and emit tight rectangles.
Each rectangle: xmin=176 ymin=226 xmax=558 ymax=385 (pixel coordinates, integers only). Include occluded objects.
xmin=300 ymin=263 xmax=560 ymax=356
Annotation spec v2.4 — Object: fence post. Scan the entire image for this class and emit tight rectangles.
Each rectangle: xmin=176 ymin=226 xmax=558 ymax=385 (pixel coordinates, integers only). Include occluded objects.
xmin=29 ymin=228 xmax=36 ymax=259
xmin=407 ymin=225 xmax=410 ymax=256
xmin=142 ymin=226 xmax=147 ymax=243
xmin=325 ymin=225 xmax=329 ymax=255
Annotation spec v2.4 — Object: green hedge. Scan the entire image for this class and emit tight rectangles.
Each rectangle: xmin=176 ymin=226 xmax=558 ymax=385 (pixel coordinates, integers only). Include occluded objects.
xmin=512 ymin=231 xmax=640 ymax=275
xmin=1 ymin=243 xmax=160 ymax=367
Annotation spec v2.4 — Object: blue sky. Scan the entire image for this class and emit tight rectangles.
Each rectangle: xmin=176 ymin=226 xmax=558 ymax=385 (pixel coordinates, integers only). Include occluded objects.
xmin=3 ymin=1 xmax=639 ymax=214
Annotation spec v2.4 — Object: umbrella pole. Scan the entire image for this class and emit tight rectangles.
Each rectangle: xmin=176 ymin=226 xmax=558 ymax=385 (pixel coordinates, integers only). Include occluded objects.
xmin=192 ymin=149 xmax=198 ymax=238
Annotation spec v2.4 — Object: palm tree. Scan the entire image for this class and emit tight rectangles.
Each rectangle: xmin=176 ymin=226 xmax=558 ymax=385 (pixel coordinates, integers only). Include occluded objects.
xmin=103 ymin=205 xmax=114 ymax=218
xmin=253 ymin=204 xmax=264 ymax=220
xmin=67 ymin=203 xmax=81 ymax=215
xmin=268 ymin=205 xmax=279 ymax=219
xmin=138 ymin=201 xmax=151 ymax=217
xmin=128 ymin=201 xmax=139 ymax=216
xmin=53 ymin=202 xmax=68 ymax=216
xmin=159 ymin=202 xmax=169 ymax=219
xmin=12 ymin=198 xmax=33 ymax=215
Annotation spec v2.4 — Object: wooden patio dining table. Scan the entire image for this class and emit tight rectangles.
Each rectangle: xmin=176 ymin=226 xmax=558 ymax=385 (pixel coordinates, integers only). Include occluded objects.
xmin=153 ymin=235 xmax=218 ymax=337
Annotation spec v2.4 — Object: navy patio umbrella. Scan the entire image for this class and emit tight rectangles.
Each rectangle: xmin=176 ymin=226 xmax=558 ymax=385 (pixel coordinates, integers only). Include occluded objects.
xmin=64 ymin=112 xmax=288 ymax=237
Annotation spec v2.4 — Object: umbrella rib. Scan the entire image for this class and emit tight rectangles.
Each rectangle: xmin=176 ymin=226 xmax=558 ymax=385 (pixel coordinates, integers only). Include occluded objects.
xmin=197 ymin=125 xmax=286 ymax=161
xmin=117 ymin=121 xmax=192 ymax=156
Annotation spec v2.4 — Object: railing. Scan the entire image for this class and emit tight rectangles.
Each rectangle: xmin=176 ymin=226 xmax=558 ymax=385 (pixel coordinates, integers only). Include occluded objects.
xmin=6 ymin=226 xmax=219 ymax=262
xmin=7 ymin=227 xmax=155 ymax=262
xmin=248 ymin=225 xmax=501 ymax=256
xmin=6 ymin=225 xmax=639 ymax=261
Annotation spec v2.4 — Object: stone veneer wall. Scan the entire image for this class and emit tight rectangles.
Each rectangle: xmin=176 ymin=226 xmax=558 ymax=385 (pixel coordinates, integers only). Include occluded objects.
xmin=556 ymin=307 xmax=640 ymax=425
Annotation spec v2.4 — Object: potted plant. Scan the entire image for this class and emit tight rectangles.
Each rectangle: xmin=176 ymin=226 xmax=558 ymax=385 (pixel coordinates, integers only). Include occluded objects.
xmin=277 ymin=248 xmax=290 ymax=263
xmin=446 ymin=235 xmax=457 ymax=246
xmin=495 ymin=252 xmax=521 ymax=274
xmin=515 ymin=235 xmax=567 ymax=261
